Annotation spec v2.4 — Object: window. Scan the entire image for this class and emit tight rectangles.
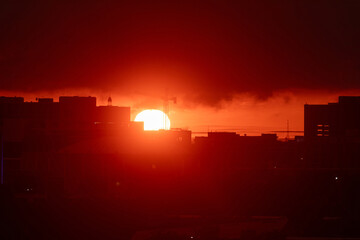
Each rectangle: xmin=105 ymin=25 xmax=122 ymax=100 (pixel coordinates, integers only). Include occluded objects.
xmin=316 ymin=123 xmax=330 ymax=137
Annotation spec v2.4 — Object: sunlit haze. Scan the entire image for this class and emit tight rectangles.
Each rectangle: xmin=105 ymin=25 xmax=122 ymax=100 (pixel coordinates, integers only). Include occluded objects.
xmin=134 ymin=109 xmax=170 ymax=131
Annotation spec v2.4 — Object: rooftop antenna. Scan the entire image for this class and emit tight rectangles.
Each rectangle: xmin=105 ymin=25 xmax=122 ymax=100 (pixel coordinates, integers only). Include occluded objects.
xmin=108 ymin=96 xmax=112 ymax=106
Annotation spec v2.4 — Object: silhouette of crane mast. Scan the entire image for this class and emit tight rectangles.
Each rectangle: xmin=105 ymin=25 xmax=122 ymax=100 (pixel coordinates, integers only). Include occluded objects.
xmin=163 ymin=92 xmax=176 ymax=130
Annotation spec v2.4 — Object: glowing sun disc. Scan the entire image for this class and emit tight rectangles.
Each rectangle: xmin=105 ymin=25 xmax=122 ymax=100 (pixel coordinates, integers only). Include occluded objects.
xmin=134 ymin=109 xmax=170 ymax=131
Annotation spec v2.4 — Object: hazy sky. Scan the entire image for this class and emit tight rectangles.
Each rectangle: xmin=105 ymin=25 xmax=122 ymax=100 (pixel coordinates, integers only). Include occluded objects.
xmin=1 ymin=1 xmax=359 ymax=135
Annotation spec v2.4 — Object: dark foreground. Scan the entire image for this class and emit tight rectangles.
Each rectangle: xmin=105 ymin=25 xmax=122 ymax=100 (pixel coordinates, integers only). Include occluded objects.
xmin=1 ymin=192 xmax=360 ymax=240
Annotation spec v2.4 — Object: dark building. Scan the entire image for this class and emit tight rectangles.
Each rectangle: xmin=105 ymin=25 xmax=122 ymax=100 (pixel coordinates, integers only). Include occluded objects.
xmin=194 ymin=132 xmax=299 ymax=171
xmin=305 ymin=96 xmax=360 ymax=139
xmin=0 ymin=96 xmax=132 ymax=196
xmin=0 ymin=96 xmax=192 ymax=199
xmin=304 ymin=96 xmax=360 ymax=168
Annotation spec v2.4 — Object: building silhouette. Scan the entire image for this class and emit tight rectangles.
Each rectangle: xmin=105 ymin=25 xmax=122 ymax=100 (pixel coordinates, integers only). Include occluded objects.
xmin=0 ymin=96 xmax=191 ymax=198
xmin=1 ymin=95 xmax=360 ymax=238
xmin=305 ymin=96 xmax=360 ymax=139
xmin=304 ymin=96 xmax=360 ymax=168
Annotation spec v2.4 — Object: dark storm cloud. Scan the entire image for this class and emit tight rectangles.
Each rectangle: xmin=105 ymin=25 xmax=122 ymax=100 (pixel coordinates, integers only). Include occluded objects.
xmin=0 ymin=0 xmax=359 ymax=104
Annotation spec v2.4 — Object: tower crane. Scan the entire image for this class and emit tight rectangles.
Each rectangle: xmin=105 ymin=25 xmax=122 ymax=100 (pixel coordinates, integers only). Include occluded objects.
xmin=163 ymin=93 xmax=176 ymax=130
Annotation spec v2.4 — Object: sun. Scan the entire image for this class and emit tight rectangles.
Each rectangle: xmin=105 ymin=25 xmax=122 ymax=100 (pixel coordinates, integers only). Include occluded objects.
xmin=134 ymin=109 xmax=170 ymax=131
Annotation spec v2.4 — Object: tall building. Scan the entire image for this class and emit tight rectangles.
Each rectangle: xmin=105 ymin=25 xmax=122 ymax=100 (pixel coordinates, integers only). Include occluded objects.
xmin=305 ymin=96 xmax=360 ymax=139
xmin=304 ymin=96 xmax=360 ymax=168
xmin=0 ymin=96 xmax=132 ymax=196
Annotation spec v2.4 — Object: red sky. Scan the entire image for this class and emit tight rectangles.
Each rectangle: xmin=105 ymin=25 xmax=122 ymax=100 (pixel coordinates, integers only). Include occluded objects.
xmin=1 ymin=1 xmax=360 ymax=137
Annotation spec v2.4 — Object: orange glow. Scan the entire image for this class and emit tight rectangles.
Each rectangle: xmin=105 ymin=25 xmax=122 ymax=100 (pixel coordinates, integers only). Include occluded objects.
xmin=135 ymin=109 xmax=170 ymax=131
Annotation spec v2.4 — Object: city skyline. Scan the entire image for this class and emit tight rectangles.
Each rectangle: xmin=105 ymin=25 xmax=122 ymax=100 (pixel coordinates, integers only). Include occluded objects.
xmin=3 ymin=91 xmax=360 ymax=139
xmin=1 ymin=94 xmax=360 ymax=239
xmin=1 ymin=1 xmax=360 ymax=238
xmin=1 ymin=1 xmax=360 ymax=135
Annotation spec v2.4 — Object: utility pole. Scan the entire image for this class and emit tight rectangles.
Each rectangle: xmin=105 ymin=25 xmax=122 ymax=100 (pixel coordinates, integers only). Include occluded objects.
xmin=286 ymin=120 xmax=290 ymax=140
